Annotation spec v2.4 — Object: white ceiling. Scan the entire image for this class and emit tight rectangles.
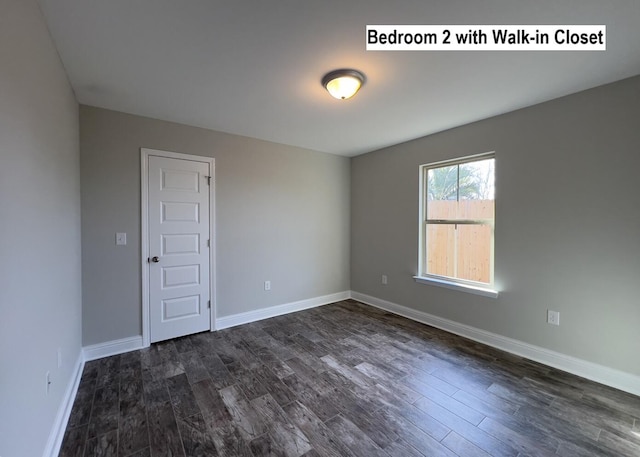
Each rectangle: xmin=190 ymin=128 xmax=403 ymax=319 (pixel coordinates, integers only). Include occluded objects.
xmin=38 ymin=0 xmax=640 ymax=157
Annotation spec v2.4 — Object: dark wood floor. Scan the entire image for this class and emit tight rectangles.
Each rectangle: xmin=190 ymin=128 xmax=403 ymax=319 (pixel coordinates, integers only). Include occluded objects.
xmin=60 ymin=300 xmax=640 ymax=457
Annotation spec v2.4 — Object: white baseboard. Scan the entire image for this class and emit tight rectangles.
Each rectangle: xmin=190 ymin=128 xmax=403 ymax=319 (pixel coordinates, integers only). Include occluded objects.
xmin=76 ymin=289 xmax=639 ymax=395
xmin=83 ymin=335 xmax=144 ymax=361
xmin=43 ymin=351 xmax=84 ymax=457
xmin=81 ymin=291 xmax=351 ymax=359
xmin=216 ymin=291 xmax=351 ymax=330
xmin=351 ymin=291 xmax=640 ymax=397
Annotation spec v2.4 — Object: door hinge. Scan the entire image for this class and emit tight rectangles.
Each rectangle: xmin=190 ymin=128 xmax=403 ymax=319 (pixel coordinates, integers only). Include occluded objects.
xmin=205 ymin=176 xmax=211 ymax=185
xmin=207 ymin=239 xmax=210 ymax=248
xmin=208 ymin=300 xmax=211 ymax=309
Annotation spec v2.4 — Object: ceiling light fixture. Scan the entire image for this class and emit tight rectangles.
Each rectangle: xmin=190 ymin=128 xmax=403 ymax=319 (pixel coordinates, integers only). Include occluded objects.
xmin=322 ymin=69 xmax=365 ymax=100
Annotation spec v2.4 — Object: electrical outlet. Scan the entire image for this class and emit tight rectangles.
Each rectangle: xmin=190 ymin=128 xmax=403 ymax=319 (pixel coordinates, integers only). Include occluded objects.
xmin=116 ymin=232 xmax=127 ymax=245
xmin=264 ymin=280 xmax=271 ymax=291
xmin=547 ymin=310 xmax=560 ymax=326
xmin=46 ymin=371 xmax=51 ymax=395
xmin=381 ymin=275 xmax=388 ymax=285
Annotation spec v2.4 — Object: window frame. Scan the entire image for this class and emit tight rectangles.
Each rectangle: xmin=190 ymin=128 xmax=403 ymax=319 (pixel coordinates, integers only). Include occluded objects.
xmin=416 ymin=152 xmax=498 ymax=298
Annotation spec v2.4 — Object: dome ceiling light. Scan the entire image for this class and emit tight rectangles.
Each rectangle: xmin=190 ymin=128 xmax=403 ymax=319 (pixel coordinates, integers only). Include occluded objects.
xmin=322 ymin=69 xmax=365 ymax=100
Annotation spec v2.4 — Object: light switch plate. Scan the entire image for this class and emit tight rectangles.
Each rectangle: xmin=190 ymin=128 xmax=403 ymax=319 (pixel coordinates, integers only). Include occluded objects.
xmin=116 ymin=232 xmax=127 ymax=245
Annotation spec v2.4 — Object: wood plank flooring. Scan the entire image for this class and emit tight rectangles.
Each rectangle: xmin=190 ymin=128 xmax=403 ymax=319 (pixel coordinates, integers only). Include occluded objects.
xmin=59 ymin=300 xmax=640 ymax=456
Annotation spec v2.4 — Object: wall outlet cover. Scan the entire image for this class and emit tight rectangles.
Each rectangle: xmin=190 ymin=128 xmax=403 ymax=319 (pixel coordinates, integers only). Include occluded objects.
xmin=46 ymin=371 xmax=51 ymax=395
xmin=547 ymin=310 xmax=560 ymax=326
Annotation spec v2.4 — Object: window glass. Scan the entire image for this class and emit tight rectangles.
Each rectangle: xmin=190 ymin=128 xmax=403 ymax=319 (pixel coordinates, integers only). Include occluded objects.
xmin=422 ymin=155 xmax=495 ymax=286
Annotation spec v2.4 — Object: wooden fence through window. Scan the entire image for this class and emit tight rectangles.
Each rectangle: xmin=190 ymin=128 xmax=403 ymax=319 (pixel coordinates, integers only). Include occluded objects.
xmin=426 ymin=200 xmax=494 ymax=283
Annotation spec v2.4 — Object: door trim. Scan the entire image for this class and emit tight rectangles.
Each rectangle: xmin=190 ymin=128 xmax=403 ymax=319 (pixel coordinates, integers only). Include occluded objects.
xmin=140 ymin=148 xmax=216 ymax=347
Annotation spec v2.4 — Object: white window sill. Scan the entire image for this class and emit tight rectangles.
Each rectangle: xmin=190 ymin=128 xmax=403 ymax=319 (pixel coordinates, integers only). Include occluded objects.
xmin=413 ymin=276 xmax=499 ymax=299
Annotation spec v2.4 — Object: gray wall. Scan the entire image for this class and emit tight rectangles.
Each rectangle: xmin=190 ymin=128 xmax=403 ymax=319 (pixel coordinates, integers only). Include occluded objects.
xmin=351 ymin=76 xmax=640 ymax=377
xmin=80 ymin=106 xmax=350 ymax=345
xmin=0 ymin=0 xmax=82 ymax=456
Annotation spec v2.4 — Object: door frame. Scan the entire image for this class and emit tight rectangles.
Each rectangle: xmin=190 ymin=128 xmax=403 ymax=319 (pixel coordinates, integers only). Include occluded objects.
xmin=140 ymin=148 xmax=216 ymax=347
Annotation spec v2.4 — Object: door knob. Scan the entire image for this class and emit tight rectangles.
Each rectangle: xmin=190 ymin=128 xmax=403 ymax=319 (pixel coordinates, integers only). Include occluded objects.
xmin=151 ymin=256 xmax=160 ymax=263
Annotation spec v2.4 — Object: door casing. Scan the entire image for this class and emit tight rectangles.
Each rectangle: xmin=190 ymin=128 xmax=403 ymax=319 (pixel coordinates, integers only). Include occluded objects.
xmin=141 ymin=148 xmax=216 ymax=347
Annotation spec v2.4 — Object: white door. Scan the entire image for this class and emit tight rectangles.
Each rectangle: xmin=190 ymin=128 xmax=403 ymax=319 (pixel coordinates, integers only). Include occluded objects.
xmin=148 ymin=155 xmax=211 ymax=343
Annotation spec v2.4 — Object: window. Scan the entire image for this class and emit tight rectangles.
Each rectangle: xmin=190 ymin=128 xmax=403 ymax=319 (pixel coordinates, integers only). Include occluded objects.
xmin=417 ymin=153 xmax=496 ymax=295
